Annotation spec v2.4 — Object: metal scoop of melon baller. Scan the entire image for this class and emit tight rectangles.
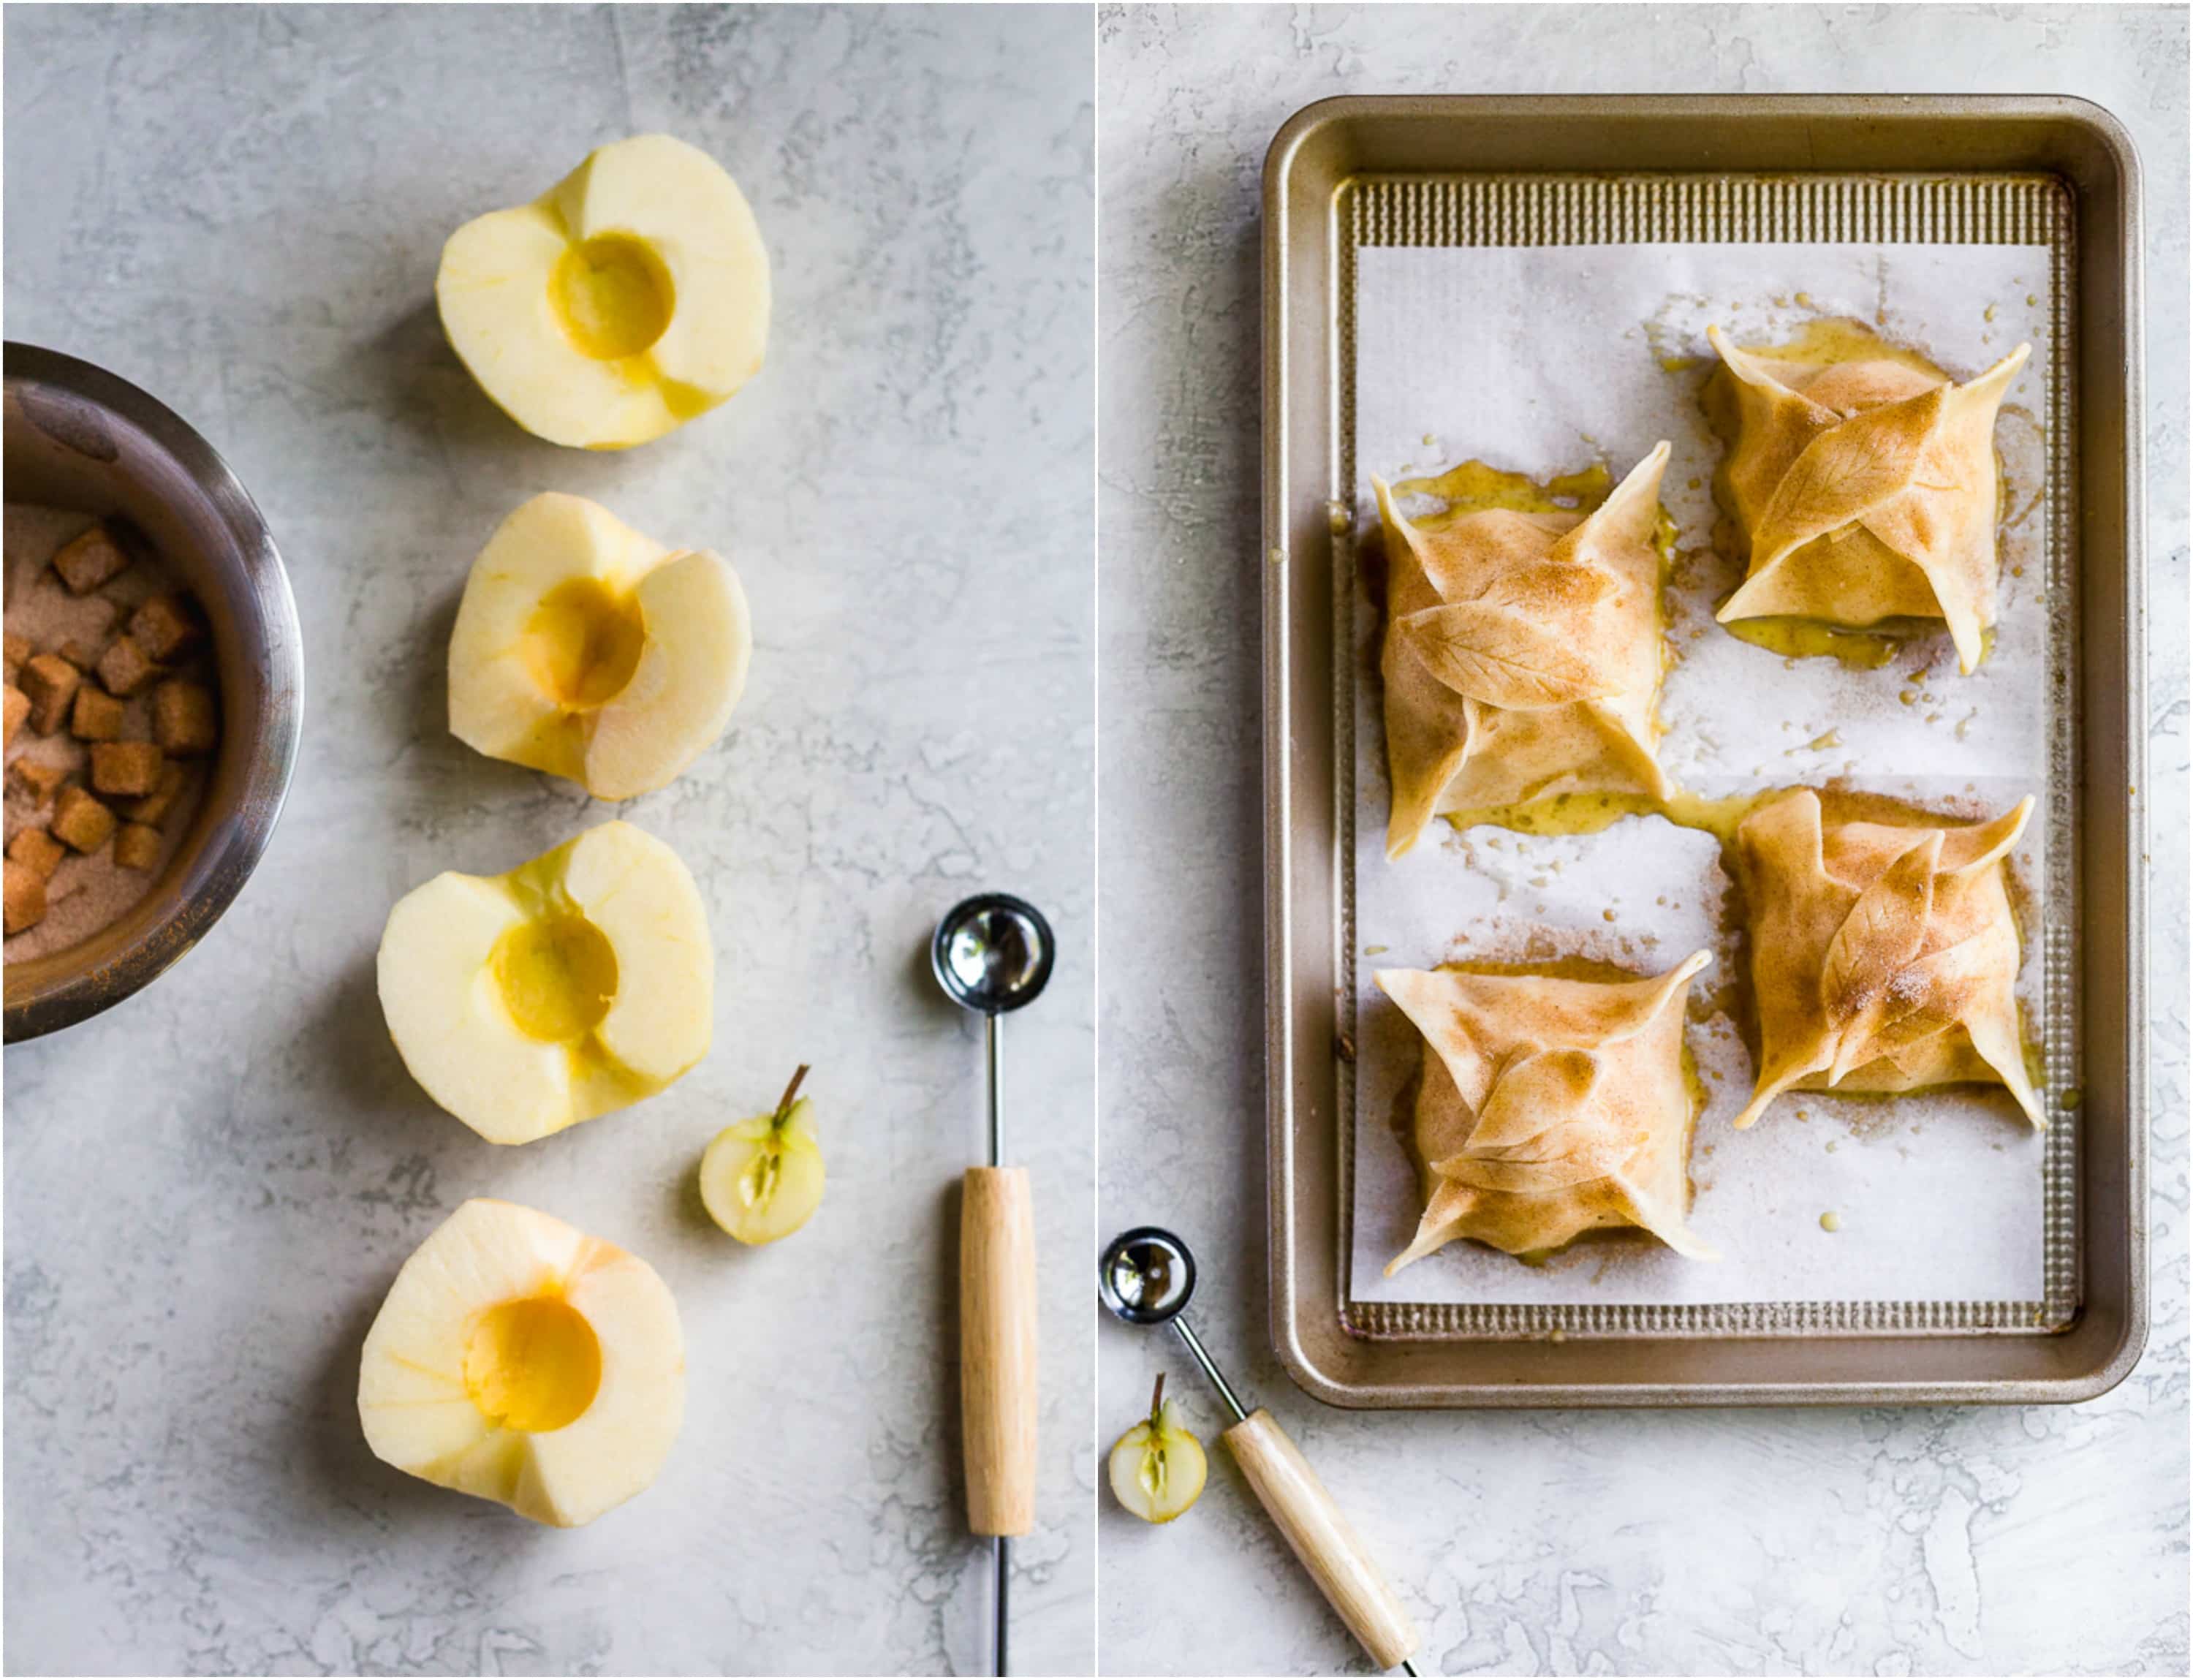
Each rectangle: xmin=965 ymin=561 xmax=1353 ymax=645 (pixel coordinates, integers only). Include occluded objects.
xmin=933 ymin=893 xmax=1054 ymax=1677
xmin=1099 ymin=1227 xmax=1423 ymax=1676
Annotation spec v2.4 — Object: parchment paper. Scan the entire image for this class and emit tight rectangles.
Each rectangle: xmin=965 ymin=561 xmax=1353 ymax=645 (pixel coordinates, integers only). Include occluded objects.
xmin=1349 ymin=243 xmax=2056 ymax=1309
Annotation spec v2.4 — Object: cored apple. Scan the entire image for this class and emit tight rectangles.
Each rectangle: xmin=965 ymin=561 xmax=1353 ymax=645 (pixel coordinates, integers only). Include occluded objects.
xmin=376 ymin=820 xmax=713 ymax=1145
xmin=437 ymin=134 xmax=770 ymax=450
xmin=357 ymin=1198 xmax=684 ymax=1527
xmin=447 ymin=492 xmax=751 ymax=801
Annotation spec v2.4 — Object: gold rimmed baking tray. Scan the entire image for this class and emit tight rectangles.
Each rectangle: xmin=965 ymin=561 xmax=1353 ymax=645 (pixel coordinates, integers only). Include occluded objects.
xmin=1261 ymin=96 xmax=2146 ymax=1407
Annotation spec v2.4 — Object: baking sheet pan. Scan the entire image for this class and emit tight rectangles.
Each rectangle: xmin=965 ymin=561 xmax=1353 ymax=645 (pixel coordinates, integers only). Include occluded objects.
xmin=1261 ymin=97 xmax=2147 ymax=1406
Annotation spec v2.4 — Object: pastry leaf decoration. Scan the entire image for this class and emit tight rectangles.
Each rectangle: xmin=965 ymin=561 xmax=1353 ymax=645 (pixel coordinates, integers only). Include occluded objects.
xmin=1473 ymin=560 xmax=1622 ymax=616
xmin=1819 ymin=832 xmax=1941 ymax=1022
xmin=1819 ymin=832 xmax=1945 ymax=1082
xmin=1460 ymin=1047 xmax=1601 ymax=1151
xmin=1392 ymin=600 xmax=1605 ymax=710
xmin=1751 ymin=387 xmax=1944 ymax=562
xmin=1439 ymin=1049 xmax=1640 ymax=1191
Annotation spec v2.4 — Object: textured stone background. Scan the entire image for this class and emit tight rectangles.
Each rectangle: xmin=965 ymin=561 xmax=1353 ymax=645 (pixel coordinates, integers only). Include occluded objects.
xmin=1096 ymin=5 xmax=2187 ymax=1675
xmin=5 ymin=6 xmax=1094 ymax=1675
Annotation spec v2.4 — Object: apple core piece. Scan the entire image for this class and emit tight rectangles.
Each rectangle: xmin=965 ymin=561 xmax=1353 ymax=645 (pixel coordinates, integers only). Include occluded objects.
xmin=701 ymin=1064 xmax=827 ymax=1244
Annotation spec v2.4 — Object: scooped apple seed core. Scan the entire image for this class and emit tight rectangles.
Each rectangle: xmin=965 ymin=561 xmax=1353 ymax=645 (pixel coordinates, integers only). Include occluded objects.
xmin=491 ymin=914 xmax=618 ymax=1043
xmin=552 ymin=234 xmax=675 ymax=360
xmin=463 ymin=1294 xmax=602 ymax=1433
xmin=522 ymin=576 xmax=648 ymax=711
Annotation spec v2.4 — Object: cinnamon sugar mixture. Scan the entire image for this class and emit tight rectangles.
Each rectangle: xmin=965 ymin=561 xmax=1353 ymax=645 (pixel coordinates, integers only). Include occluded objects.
xmin=4 ymin=505 xmax=218 ymax=964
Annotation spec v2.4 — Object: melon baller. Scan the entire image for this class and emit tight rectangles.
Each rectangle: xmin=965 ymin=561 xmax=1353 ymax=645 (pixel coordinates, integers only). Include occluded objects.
xmin=932 ymin=893 xmax=1054 ymax=1677
xmin=1099 ymin=1226 xmax=1423 ymax=1675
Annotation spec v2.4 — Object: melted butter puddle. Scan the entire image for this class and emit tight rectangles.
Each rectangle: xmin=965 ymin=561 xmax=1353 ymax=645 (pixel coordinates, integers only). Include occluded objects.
xmin=1719 ymin=613 xmax=1991 ymax=673
xmin=1436 ymin=952 xmax=1651 ymax=984
xmin=1446 ymin=787 xmax=1768 ymax=844
xmin=1444 ymin=783 xmax=1981 ymax=848
xmin=1393 ymin=458 xmax=1613 ymax=526
xmin=1720 ymin=615 xmax=1907 ymax=670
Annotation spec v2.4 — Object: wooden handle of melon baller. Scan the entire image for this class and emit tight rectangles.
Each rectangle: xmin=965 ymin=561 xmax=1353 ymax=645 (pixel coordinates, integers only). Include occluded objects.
xmin=960 ymin=1166 xmax=1038 ymax=1535
xmin=1224 ymin=1409 xmax=1423 ymax=1673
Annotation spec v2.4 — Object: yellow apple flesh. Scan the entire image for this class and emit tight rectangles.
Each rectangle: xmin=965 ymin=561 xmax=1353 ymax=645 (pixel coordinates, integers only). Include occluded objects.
xmin=448 ymin=492 xmax=751 ymax=801
xmin=376 ymin=820 xmax=713 ymax=1144
xmin=437 ymin=133 xmax=770 ymax=450
xmin=358 ymin=1198 xmax=685 ymax=1527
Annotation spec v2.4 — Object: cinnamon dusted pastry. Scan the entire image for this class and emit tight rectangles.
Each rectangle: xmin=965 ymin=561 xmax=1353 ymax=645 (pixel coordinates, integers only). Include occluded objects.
xmin=1376 ymin=952 xmax=1716 ymax=1271
xmin=1731 ymin=789 xmax=2042 ymax=1130
xmin=1372 ymin=443 xmax=1673 ymax=859
xmin=1708 ymin=323 xmax=2031 ymax=674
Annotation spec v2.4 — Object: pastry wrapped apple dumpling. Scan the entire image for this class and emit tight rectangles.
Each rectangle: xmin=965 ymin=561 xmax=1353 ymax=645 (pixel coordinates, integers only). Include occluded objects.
xmin=1730 ymin=789 xmax=2043 ymax=1130
xmin=1373 ymin=444 xmax=1675 ymax=859
xmin=1707 ymin=323 xmax=2031 ymax=674
xmin=1376 ymin=952 xmax=1717 ymax=1271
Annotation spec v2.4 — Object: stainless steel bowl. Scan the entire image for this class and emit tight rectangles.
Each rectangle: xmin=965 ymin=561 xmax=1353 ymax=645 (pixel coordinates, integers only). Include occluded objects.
xmin=4 ymin=343 xmax=303 ymax=1041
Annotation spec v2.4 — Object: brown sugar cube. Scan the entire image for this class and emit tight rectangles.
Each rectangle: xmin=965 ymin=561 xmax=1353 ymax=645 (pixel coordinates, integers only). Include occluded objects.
xmin=10 ymin=757 xmax=65 ymax=805
xmin=51 ymin=524 xmax=131 ymax=595
xmin=51 ymin=784 xmax=116 ymax=853
xmin=128 ymin=762 xmax=183 ymax=821
xmin=127 ymin=762 xmax=186 ymax=826
xmin=59 ymin=640 xmax=101 ymax=670
xmin=3 ymin=633 xmax=28 ymax=676
xmin=95 ymin=635 xmax=160 ymax=698
xmin=8 ymin=828 xmax=63 ymax=883
xmin=4 ymin=860 xmax=47 ymax=934
xmin=20 ymin=654 xmax=82 ymax=733
xmin=129 ymin=593 xmax=203 ymax=662
xmin=71 ymin=686 xmax=126 ymax=742
xmin=7 ymin=827 xmax=64 ymax=882
xmin=91 ymin=741 xmax=164 ymax=798
xmin=3 ymin=686 xmax=27 ymax=747
xmin=114 ymin=821 xmax=163 ymax=871
xmin=151 ymin=679 xmax=219 ymax=756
